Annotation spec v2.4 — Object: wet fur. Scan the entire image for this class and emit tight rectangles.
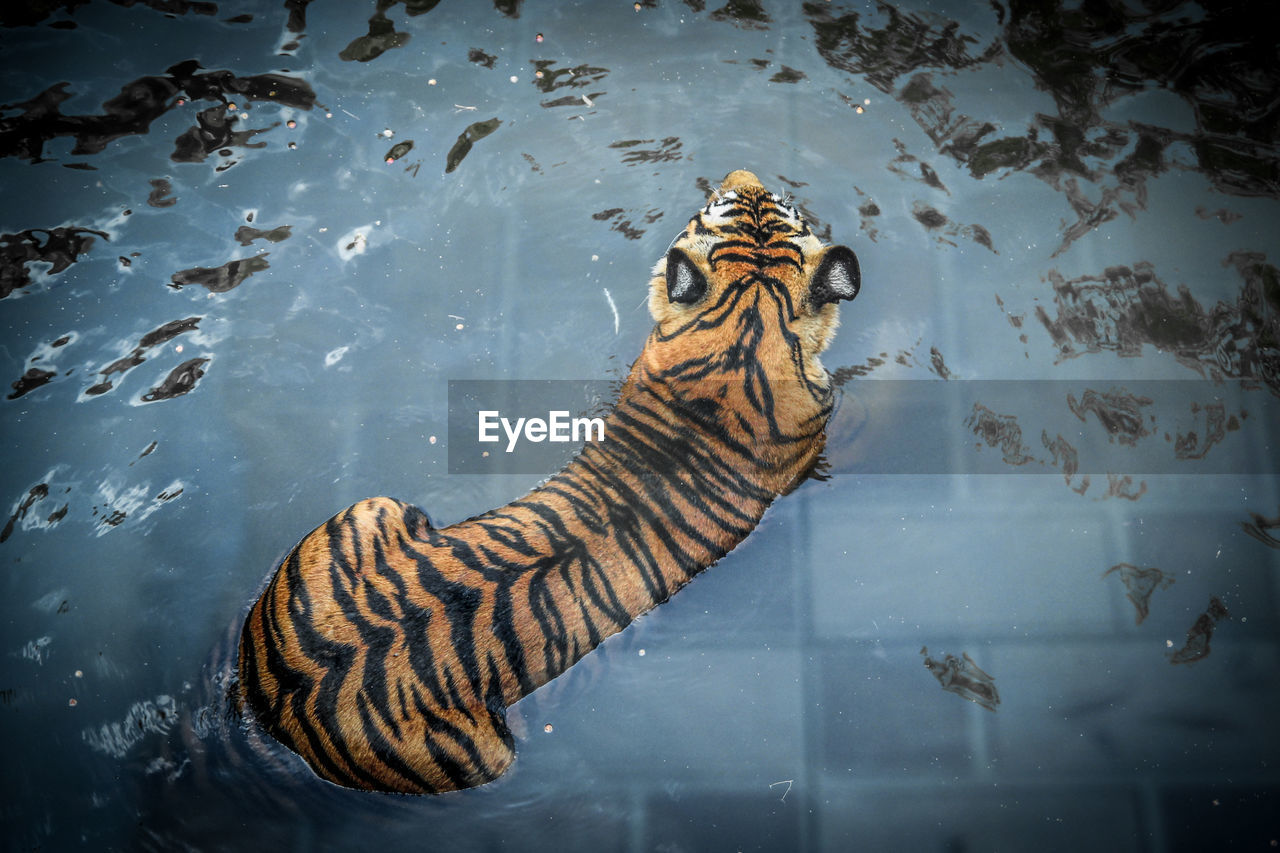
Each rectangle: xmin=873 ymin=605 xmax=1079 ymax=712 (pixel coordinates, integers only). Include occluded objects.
xmin=237 ymin=170 xmax=860 ymax=793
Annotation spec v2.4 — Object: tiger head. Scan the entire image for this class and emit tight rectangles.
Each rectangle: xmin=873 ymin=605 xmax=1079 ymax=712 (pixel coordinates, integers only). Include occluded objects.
xmin=643 ymin=170 xmax=860 ymax=414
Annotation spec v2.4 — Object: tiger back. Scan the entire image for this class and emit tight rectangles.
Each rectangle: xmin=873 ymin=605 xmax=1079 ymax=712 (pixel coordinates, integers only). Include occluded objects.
xmin=237 ymin=170 xmax=861 ymax=794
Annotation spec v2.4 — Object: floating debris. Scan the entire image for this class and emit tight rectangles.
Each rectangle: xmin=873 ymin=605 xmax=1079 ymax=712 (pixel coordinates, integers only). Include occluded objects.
xmin=337 ymin=227 xmax=369 ymax=260
xmin=140 ymin=358 xmax=210 ymax=403
xmin=169 ymin=254 xmax=269 ymax=293
xmin=234 ymin=225 xmax=292 ymax=246
xmin=147 ymin=178 xmax=178 ymax=208
xmin=921 ymin=647 xmax=1000 ymax=711
xmin=384 ymin=139 xmax=414 ymax=164
xmin=1102 ymin=563 xmax=1174 ymax=624
xmin=444 ymin=118 xmax=501 ymax=174
xmin=1241 ymin=508 xmax=1280 ymax=548
xmin=1169 ymin=597 xmax=1230 ymax=665
xmin=468 ymin=48 xmax=496 ymax=68
xmin=84 ymin=317 xmax=202 ymax=397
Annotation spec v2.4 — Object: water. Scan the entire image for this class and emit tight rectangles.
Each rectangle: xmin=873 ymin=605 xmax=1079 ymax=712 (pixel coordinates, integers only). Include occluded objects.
xmin=2 ymin=1 xmax=1278 ymax=850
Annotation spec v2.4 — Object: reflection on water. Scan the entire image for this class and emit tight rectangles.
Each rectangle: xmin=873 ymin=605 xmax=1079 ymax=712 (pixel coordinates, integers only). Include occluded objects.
xmin=2 ymin=0 xmax=1278 ymax=850
xmin=1169 ymin=595 xmax=1230 ymax=666
xmin=0 ymin=59 xmax=315 ymax=166
xmin=1102 ymin=562 xmax=1174 ymax=625
xmin=920 ymin=646 xmax=1001 ymax=712
xmin=1036 ymin=256 xmax=1280 ymax=387
xmin=1241 ymin=508 xmax=1280 ymax=549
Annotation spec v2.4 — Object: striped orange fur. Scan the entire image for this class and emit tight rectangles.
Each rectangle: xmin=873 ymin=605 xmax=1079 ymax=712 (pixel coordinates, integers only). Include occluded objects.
xmin=237 ymin=170 xmax=861 ymax=793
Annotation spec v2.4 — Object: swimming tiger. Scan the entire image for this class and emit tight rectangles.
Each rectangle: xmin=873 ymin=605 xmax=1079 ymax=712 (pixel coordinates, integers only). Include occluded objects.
xmin=237 ymin=170 xmax=861 ymax=794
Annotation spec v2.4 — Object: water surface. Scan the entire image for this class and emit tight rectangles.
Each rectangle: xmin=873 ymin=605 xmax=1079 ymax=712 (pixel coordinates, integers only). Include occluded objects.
xmin=2 ymin=1 xmax=1278 ymax=850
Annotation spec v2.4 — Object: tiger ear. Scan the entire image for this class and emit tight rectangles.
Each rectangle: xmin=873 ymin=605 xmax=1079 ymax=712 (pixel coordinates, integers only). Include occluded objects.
xmin=809 ymin=246 xmax=860 ymax=306
xmin=666 ymin=248 xmax=707 ymax=305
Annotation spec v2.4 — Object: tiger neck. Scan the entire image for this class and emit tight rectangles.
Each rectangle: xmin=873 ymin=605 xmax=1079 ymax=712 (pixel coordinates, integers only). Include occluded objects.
xmin=482 ymin=361 xmax=830 ymax=698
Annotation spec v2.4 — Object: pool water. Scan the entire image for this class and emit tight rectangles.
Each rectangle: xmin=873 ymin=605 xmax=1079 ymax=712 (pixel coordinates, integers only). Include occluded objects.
xmin=2 ymin=1 xmax=1278 ymax=850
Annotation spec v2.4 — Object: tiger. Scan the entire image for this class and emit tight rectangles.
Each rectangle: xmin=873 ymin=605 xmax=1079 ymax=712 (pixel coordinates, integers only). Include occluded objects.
xmin=236 ymin=169 xmax=861 ymax=794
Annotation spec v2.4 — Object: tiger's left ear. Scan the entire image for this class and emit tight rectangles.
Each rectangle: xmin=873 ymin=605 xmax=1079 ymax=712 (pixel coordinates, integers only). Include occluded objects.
xmin=809 ymin=246 xmax=861 ymax=306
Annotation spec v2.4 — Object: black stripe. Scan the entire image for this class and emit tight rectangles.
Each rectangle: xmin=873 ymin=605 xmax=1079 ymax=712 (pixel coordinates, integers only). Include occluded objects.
xmin=354 ymin=690 xmax=436 ymax=792
xmin=379 ymin=533 xmax=450 ymax=707
xmin=357 ymin=543 xmax=409 ymax=741
xmin=406 ymin=682 xmax=493 ymax=789
xmin=400 ymin=537 xmax=486 ymax=706
xmin=268 ymin=527 xmax=379 ymax=788
xmin=487 ymin=571 xmax=532 ymax=694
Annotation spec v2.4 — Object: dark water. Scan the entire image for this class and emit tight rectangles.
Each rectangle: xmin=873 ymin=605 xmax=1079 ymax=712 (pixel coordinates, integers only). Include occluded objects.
xmin=2 ymin=1 xmax=1278 ymax=850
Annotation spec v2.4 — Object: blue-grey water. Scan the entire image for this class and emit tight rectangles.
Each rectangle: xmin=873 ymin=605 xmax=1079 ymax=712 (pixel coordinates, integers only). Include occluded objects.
xmin=2 ymin=1 xmax=1278 ymax=850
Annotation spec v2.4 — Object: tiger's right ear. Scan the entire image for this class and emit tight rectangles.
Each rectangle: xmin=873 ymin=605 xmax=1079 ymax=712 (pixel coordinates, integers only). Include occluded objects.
xmin=809 ymin=246 xmax=861 ymax=307
xmin=666 ymin=248 xmax=707 ymax=305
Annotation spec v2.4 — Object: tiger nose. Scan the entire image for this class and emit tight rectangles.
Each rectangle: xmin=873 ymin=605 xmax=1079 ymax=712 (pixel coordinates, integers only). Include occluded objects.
xmin=719 ymin=169 xmax=763 ymax=193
